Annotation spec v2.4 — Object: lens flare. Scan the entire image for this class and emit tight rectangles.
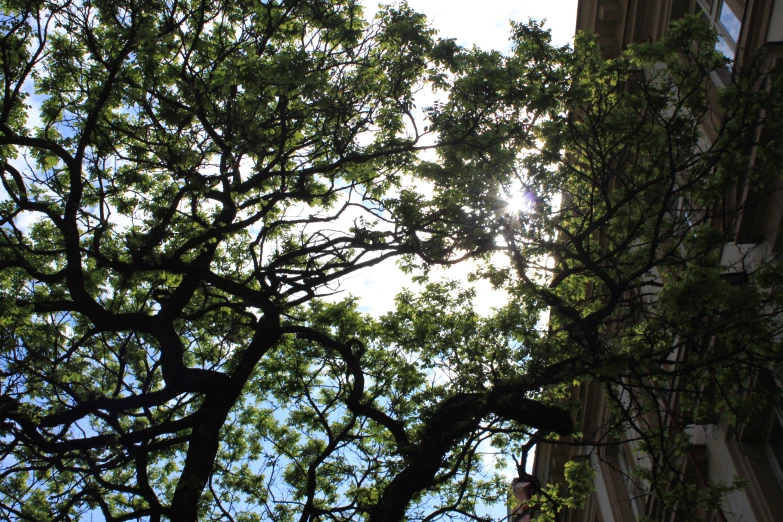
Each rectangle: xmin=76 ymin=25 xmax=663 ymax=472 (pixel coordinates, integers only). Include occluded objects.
xmin=503 ymin=191 xmax=535 ymax=215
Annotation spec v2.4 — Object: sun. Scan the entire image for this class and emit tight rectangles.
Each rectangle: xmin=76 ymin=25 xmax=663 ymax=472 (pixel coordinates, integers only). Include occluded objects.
xmin=502 ymin=190 xmax=535 ymax=215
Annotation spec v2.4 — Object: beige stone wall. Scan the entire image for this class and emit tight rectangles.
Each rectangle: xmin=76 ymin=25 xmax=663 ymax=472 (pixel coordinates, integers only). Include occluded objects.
xmin=530 ymin=2 xmax=783 ymax=521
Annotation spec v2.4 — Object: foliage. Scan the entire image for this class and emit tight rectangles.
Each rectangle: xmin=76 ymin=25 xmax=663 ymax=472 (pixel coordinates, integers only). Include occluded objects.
xmin=0 ymin=1 xmax=782 ymax=521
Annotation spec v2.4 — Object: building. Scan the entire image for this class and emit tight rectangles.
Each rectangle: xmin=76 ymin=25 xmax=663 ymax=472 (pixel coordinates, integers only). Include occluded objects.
xmin=525 ymin=1 xmax=783 ymax=521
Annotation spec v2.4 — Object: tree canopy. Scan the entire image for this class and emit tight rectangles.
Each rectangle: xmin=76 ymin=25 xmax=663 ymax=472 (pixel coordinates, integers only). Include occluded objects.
xmin=1 ymin=0 xmax=783 ymax=521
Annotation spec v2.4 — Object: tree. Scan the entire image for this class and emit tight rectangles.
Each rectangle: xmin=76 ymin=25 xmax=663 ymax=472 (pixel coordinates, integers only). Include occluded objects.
xmin=490 ymin=18 xmax=783 ymax=522
xmin=0 ymin=0 xmax=781 ymax=520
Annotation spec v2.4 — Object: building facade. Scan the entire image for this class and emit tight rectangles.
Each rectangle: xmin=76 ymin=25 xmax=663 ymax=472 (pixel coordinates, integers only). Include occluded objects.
xmin=527 ymin=1 xmax=783 ymax=521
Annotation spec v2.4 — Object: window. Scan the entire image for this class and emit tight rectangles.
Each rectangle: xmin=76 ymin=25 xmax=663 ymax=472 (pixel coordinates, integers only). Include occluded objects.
xmin=695 ymin=0 xmax=743 ymax=62
xmin=767 ymin=403 xmax=783 ymax=483
xmin=769 ymin=0 xmax=783 ymax=42
xmin=616 ymin=446 xmax=646 ymax=519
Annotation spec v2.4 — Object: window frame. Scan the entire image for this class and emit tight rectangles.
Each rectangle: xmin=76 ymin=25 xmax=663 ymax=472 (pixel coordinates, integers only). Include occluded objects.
xmin=694 ymin=0 xmax=744 ymax=63
xmin=765 ymin=401 xmax=783 ymax=486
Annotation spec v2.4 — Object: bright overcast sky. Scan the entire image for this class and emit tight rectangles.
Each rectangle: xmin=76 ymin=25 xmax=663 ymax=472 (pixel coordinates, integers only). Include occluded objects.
xmin=365 ymin=0 xmax=579 ymax=50
xmin=353 ymin=3 xmax=581 ymax=513
xmin=336 ymin=0 xmax=579 ymax=318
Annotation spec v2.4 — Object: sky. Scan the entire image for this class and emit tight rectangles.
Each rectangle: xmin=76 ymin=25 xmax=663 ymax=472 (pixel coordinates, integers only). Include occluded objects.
xmin=344 ymin=4 xmax=579 ymax=514
xmin=346 ymin=4 xmax=579 ymax=515
xmin=11 ymin=0 xmax=581 ymax=319
xmin=7 ymin=3 xmax=579 ymax=518
xmin=337 ymin=0 xmax=579 ymax=318
xmin=365 ymin=0 xmax=579 ymax=53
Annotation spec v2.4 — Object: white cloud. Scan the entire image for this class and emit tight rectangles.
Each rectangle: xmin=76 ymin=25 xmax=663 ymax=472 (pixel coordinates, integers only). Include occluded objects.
xmin=331 ymin=256 xmax=413 ymax=315
xmin=364 ymin=0 xmax=578 ymax=50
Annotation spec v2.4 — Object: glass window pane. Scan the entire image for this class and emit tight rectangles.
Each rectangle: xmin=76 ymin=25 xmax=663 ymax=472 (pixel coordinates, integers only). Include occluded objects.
xmin=769 ymin=0 xmax=783 ymax=42
xmin=715 ymin=34 xmax=735 ymax=62
xmin=768 ymin=412 xmax=783 ymax=473
xmin=719 ymin=1 xmax=742 ymax=43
